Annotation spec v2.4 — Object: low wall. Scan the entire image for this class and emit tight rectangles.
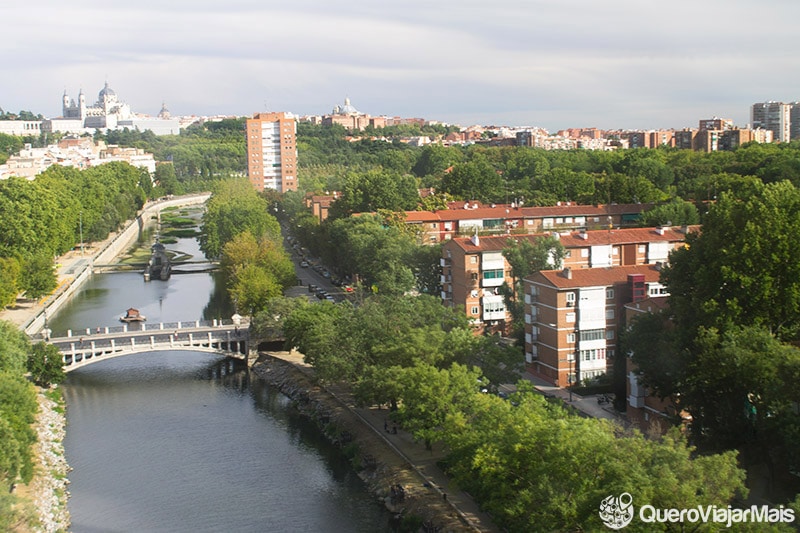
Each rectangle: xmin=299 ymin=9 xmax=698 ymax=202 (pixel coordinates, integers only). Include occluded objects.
xmin=24 ymin=193 xmax=211 ymax=337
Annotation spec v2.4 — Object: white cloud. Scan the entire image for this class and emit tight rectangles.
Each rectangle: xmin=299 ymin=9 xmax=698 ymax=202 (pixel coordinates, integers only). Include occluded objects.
xmin=2 ymin=0 xmax=800 ymax=129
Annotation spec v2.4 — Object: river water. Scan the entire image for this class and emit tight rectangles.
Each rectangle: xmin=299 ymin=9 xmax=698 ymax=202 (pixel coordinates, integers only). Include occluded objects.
xmin=53 ymin=234 xmax=391 ymax=532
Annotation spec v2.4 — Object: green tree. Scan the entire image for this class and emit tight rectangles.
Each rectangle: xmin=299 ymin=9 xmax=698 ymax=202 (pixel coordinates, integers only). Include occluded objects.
xmin=640 ymin=198 xmax=699 ymax=227
xmin=0 ymin=371 xmax=37 ymax=487
xmin=221 ymin=231 xmax=295 ymax=316
xmin=329 ymin=169 xmax=420 ymax=217
xmin=199 ymin=179 xmax=281 ymax=258
xmin=26 ymin=342 xmax=65 ymax=387
xmin=154 ymin=162 xmax=182 ymax=195
xmin=440 ymin=157 xmax=504 ymax=202
xmin=502 ymin=235 xmax=564 ymax=336
xmin=663 ymin=180 xmax=800 ymax=341
xmin=0 ymin=320 xmax=32 ymax=375
xmin=0 ymin=257 xmax=20 ymax=308
xmin=396 ymin=362 xmax=483 ymax=449
xmin=412 ymin=144 xmax=463 ymax=178
xmin=18 ymin=251 xmax=57 ymax=301
xmin=250 ymin=296 xmax=309 ymax=342
xmin=441 ymin=385 xmax=747 ymax=532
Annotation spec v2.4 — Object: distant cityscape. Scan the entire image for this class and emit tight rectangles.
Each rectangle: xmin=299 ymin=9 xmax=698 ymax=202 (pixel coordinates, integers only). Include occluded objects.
xmin=1 ymin=82 xmax=799 ymax=184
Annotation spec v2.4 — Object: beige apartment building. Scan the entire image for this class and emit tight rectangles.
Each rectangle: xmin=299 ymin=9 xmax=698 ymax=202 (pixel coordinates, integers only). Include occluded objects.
xmin=246 ymin=112 xmax=298 ymax=193
xmin=440 ymin=225 xmax=694 ymax=334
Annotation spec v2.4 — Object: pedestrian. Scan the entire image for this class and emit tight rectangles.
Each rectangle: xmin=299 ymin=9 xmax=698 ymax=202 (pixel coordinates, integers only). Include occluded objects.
xmin=392 ymin=425 xmax=397 ymax=435
xmin=384 ymin=419 xmax=388 ymax=432
xmin=443 ymin=492 xmax=447 ymax=502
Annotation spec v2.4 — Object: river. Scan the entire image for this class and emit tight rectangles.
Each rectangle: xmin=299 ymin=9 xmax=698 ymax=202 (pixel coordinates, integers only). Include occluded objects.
xmin=52 ymin=233 xmax=392 ymax=532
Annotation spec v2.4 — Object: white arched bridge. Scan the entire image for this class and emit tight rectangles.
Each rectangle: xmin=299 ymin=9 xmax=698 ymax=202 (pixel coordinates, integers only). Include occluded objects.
xmin=46 ymin=319 xmax=250 ymax=372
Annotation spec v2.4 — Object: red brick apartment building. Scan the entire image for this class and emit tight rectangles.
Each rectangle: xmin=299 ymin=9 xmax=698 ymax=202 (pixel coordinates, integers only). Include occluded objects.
xmin=440 ymin=225 xmax=694 ymax=334
xmin=304 ymin=193 xmax=339 ymax=223
xmin=523 ymin=265 xmax=669 ymax=387
xmin=246 ymin=112 xmax=298 ymax=193
xmin=623 ymin=297 xmax=688 ymax=434
xmin=407 ymin=202 xmax=652 ymax=244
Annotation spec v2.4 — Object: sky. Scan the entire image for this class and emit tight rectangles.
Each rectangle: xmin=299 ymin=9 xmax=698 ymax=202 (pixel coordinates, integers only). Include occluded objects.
xmin=3 ymin=0 xmax=800 ymax=131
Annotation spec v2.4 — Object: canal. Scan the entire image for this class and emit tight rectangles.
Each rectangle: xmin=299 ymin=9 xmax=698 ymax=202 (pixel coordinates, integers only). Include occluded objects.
xmin=52 ymin=231 xmax=392 ymax=532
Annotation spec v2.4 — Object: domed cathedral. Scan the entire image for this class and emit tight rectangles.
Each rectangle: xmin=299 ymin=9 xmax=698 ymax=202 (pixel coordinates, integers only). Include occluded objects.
xmin=322 ymin=97 xmax=385 ymax=131
xmin=62 ymin=82 xmax=133 ymax=129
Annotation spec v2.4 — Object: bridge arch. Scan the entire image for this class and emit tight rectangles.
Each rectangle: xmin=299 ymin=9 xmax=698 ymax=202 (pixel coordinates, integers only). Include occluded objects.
xmin=47 ymin=320 xmax=250 ymax=373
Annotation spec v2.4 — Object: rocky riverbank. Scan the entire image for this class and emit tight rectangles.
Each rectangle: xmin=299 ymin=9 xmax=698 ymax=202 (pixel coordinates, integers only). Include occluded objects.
xmin=21 ymin=389 xmax=71 ymax=532
xmin=251 ymin=353 xmax=480 ymax=532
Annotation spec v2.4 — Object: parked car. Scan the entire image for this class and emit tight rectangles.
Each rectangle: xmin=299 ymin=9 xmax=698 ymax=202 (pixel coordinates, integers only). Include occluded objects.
xmin=308 ymin=284 xmax=318 ymax=293
xmin=300 ymin=261 xmax=309 ymax=268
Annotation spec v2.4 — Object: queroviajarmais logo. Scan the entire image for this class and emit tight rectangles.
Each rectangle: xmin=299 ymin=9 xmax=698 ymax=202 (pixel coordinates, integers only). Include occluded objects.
xmin=599 ymin=492 xmax=634 ymax=530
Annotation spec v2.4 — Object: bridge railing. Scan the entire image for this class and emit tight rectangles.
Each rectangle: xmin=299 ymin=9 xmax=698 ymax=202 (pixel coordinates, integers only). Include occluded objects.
xmin=49 ymin=318 xmax=249 ymax=340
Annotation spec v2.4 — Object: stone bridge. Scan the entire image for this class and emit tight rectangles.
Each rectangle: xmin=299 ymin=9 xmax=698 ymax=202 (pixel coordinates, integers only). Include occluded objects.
xmin=46 ymin=319 xmax=250 ymax=372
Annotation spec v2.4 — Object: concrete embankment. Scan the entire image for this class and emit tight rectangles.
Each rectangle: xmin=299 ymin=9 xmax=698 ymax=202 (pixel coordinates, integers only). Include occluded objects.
xmin=23 ymin=193 xmax=210 ymax=337
xmin=251 ymin=353 xmax=492 ymax=532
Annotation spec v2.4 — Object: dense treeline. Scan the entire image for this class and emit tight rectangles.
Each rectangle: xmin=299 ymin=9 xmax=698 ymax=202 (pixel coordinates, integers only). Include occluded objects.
xmin=199 ymin=179 xmax=294 ymax=316
xmin=250 ymin=295 xmax=775 ymax=532
xmin=0 ymin=162 xmax=152 ymax=307
xmin=100 ymin=118 xmax=248 ymax=194
xmin=294 ymin=123 xmax=800 ymax=218
xmin=627 ymin=180 xmax=800 ymax=500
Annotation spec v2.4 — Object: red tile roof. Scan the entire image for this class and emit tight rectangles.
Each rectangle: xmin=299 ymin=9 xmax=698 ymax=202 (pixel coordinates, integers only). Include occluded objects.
xmin=446 ymin=226 xmax=698 ymax=253
xmin=528 ymin=264 xmax=664 ymax=289
xmin=405 ymin=203 xmax=651 ymax=223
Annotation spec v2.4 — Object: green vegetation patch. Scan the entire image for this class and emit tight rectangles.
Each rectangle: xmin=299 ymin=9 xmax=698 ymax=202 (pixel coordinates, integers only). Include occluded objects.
xmin=162 ymin=228 xmax=199 ymax=238
xmin=160 ymin=215 xmax=196 ymax=227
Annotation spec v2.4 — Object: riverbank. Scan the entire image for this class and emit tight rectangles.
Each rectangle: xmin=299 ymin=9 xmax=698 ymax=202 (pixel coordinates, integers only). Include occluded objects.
xmin=20 ymin=390 xmax=71 ymax=532
xmin=251 ymin=351 xmax=499 ymax=532
xmin=0 ymin=194 xmax=211 ymax=532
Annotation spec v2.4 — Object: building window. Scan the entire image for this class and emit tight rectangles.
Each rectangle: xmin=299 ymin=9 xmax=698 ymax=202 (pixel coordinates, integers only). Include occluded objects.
xmin=580 ymin=329 xmax=604 ymax=341
xmin=566 ymin=312 xmax=576 ymax=323
xmin=483 ymin=269 xmax=504 ymax=280
xmin=566 ymin=292 xmax=576 ymax=305
xmin=567 ymin=333 xmax=576 ymax=343
xmin=565 ymin=250 xmax=572 ymax=258
xmin=581 ymin=249 xmax=589 ymax=258
xmin=606 ymin=289 xmax=614 ymax=299
xmin=471 ymin=306 xmax=479 ymax=315
xmin=470 ymin=256 xmax=477 ymax=264
xmin=606 ymin=330 xmax=614 ymax=340
xmin=638 ymin=245 xmax=646 ymax=253
xmin=605 ymin=308 xmax=615 ymax=319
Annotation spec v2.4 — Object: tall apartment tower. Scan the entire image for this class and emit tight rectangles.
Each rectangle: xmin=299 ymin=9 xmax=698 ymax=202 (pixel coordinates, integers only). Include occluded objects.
xmin=790 ymin=103 xmax=800 ymax=141
xmin=246 ymin=112 xmax=298 ymax=193
xmin=751 ymin=102 xmax=791 ymax=143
